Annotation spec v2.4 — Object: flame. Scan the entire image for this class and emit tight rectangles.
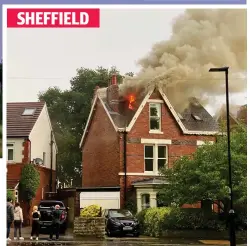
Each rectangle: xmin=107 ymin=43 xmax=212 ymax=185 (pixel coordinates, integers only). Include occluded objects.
xmin=128 ymin=95 xmax=135 ymax=110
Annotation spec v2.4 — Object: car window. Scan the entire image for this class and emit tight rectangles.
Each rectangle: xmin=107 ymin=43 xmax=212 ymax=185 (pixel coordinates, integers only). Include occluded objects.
xmin=39 ymin=202 xmax=64 ymax=208
xmin=109 ymin=210 xmax=132 ymax=218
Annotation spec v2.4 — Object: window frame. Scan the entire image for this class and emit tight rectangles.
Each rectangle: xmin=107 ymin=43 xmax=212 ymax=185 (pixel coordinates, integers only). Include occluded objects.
xmin=141 ymin=193 xmax=150 ymax=210
xmin=7 ymin=143 xmax=14 ymax=162
xmin=149 ymin=103 xmax=162 ymax=132
xmin=22 ymin=108 xmax=36 ymax=116
xmin=144 ymin=144 xmax=168 ymax=174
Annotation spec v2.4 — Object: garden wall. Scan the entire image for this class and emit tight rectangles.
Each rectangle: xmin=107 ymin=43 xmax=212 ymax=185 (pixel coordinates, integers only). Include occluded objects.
xmin=74 ymin=217 xmax=105 ymax=238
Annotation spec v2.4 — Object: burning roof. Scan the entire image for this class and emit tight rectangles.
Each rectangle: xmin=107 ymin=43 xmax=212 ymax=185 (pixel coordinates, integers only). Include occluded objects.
xmin=96 ymin=80 xmax=218 ymax=132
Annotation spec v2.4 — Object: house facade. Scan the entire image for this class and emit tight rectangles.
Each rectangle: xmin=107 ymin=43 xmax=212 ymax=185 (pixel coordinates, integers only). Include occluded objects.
xmin=7 ymin=101 xmax=57 ymax=224
xmin=80 ymin=76 xmax=219 ymax=212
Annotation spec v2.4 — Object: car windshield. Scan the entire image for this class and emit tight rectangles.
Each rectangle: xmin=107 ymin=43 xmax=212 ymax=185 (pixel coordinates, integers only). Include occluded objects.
xmin=39 ymin=202 xmax=64 ymax=208
xmin=109 ymin=210 xmax=132 ymax=218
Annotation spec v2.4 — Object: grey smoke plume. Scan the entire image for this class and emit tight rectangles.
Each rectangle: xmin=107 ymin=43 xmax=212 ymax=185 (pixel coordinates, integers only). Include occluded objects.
xmin=120 ymin=9 xmax=247 ymax=112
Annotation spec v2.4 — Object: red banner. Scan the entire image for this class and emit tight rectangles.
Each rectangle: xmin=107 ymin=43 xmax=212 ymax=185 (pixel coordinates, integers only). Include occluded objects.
xmin=7 ymin=8 xmax=100 ymax=28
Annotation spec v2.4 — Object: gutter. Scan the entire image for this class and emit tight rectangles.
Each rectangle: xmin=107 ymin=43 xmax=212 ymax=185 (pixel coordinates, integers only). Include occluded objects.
xmin=123 ymin=130 xmax=127 ymax=206
xmin=50 ymin=131 xmax=53 ymax=192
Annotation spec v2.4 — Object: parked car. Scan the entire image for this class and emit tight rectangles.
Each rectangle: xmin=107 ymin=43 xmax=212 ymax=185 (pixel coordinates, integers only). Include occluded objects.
xmin=38 ymin=200 xmax=69 ymax=234
xmin=102 ymin=209 xmax=140 ymax=237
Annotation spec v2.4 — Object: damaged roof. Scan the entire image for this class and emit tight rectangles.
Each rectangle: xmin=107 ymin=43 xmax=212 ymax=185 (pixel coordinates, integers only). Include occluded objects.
xmin=80 ymin=85 xmax=219 ymax=147
xmin=98 ymin=86 xmax=219 ymax=132
xmin=7 ymin=101 xmax=45 ymax=137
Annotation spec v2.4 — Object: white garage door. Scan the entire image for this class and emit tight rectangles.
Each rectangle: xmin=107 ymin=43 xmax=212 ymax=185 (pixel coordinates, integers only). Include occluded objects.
xmin=80 ymin=191 xmax=120 ymax=209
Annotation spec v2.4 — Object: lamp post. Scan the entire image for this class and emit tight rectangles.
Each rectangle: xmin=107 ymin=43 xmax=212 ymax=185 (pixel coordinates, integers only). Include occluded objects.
xmin=209 ymin=67 xmax=236 ymax=246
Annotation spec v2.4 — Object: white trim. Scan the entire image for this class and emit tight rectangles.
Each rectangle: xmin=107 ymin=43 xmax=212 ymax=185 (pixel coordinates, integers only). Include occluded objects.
xmin=149 ymin=130 xmax=164 ymax=134
xmin=118 ymin=172 xmax=160 ymax=176
xmin=14 ymin=183 xmax=19 ymax=190
xmin=7 ymin=142 xmax=14 ymax=162
xmin=141 ymin=138 xmax=172 ymax=144
xmin=197 ymin=140 xmax=214 ymax=146
xmin=147 ymin=99 xmax=164 ymax=103
xmin=98 ymin=95 xmax=118 ymax=132
xmin=126 ymin=89 xmax=154 ymax=132
xmin=79 ymin=95 xmax=98 ymax=148
xmin=158 ymin=88 xmax=219 ymax=136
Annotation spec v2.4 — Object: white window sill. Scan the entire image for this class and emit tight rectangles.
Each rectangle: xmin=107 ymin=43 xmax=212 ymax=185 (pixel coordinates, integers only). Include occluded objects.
xmin=7 ymin=161 xmax=16 ymax=164
xmin=149 ymin=130 xmax=163 ymax=134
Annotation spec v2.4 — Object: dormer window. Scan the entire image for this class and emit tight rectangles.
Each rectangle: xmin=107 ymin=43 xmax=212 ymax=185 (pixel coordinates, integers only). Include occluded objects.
xmin=149 ymin=103 xmax=161 ymax=132
xmin=22 ymin=108 xmax=36 ymax=116
xmin=192 ymin=114 xmax=202 ymax=121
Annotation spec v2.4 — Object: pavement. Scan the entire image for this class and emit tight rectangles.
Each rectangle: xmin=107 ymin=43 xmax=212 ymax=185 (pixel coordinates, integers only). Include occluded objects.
xmin=6 ymin=227 xmax=247 ymax=246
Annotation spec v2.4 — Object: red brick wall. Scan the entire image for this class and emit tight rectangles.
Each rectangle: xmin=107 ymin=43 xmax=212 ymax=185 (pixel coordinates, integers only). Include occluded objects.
xmin=7 ymin=163 xmax=56 ymax=225
xmin=120 ymin=91 xmax=216 ymax=206
xmin=82 ymin=99 xmax=120 ymax=187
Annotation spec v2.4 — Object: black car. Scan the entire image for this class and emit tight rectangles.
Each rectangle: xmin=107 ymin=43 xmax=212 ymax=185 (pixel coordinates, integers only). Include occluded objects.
xmin=38 ymin=200 xmax=69 ymax=234
xmin=103 ymin=209 xmax=140 ymax=237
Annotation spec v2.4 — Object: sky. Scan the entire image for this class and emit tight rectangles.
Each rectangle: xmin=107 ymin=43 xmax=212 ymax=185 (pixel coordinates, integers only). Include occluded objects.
xmin=7 ymin=9 xmax=185 ymax=101
xmin=6 ymin=8 xmax=247 ymax=114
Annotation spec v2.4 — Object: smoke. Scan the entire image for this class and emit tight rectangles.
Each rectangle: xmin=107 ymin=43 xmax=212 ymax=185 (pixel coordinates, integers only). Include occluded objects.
xmin=120 ymin=9 xmax=247 ymax=112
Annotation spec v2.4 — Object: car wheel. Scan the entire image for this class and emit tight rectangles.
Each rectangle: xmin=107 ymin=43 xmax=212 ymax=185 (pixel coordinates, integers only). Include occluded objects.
xmin=133 ymin=233 xmax=140 ymax=237
xmin=106 ymin=229 xmax=112 ymax=237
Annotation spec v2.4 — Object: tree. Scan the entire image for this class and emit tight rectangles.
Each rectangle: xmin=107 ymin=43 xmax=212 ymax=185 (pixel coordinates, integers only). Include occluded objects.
xmin=160 ymin=126 xmax=247 ymax=213
xmin=19 ymin=164 xmax=40 ymax=204
xmin=7 ymin=190 xmax=15 ymax=202
xmin=39 ymin=66 xmax=133 ymax=186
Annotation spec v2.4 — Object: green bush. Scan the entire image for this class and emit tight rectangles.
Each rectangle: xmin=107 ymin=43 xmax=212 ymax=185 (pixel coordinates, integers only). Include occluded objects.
xmin=137 ymin=207 xmax=225 ymax=237
xmin=136 ymin=207 xmax=171 ymax=237
xmin=163 ymin=208 xmax=225 ymax=231
xmin=19 ymin=164 xmax=40 ymax=203
xmin=80 ymin=205 xmax=101 ymax=217
xmin=7 ymin=190 xmax=15 ymax=202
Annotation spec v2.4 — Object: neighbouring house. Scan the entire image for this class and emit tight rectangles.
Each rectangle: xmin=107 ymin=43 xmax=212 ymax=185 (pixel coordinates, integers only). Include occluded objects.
xmin=215 ymin=104 xmax=247 ymax=128
xmin=7 ymin=101 xmax=58 ymax=224
xmin=80 ymin=75 xmax=219 ymax=212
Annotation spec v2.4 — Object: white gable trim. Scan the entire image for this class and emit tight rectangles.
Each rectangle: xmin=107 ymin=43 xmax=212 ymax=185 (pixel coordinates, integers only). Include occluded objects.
xmin=126 ymin=88 xmax=154 ymax=132
xmin=158 ymin=88 xmax=218 ymax=136
xmin=79 ymin=94 xmax=118 ymax=148
xmin=98 ymin=95 xmax=118 ymax=132
xmin=79 ymin=95 xmax=98 ymax=148
xmin=44 ymin=103 xmax=58 ymax=152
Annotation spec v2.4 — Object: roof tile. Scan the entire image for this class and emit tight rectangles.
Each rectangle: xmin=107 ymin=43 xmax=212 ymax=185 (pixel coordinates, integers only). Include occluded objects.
xmin=7 ymin=102 xmax=45 ymax=137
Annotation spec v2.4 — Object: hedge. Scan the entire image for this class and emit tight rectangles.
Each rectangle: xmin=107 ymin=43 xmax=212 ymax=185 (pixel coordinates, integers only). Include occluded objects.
xmin=136 ymin=207 xmax=226 ymax=237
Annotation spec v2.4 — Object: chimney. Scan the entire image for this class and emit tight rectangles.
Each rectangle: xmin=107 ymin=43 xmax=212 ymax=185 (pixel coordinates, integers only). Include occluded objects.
xmin=111 ymin=74 xmax=117 ymax=85
xmin=107 ymin=74 xmax=119 ymax=112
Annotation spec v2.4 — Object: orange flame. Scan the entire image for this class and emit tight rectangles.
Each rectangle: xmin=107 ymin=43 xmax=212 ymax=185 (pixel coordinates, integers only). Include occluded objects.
xmin=128 ymin=95 xmax=135 ymax=110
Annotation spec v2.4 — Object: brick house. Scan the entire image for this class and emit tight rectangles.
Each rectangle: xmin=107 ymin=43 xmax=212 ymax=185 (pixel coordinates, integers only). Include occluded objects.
xmin=80 ymin=76 xmax=219 ymax=212
xmin=7 ymin=101 xmax=57 ymax=224
xmin=215 ymin=104 xmax=247 ymax=128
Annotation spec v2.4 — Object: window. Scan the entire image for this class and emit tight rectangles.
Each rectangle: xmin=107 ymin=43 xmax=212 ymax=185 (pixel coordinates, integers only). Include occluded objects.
xmin=192 ymin=114 xmax=202 ymax=121
xmin=149 ymin=103 xmax=161 ymax=131
xmin=141 ymin=194 xmax=150 ymax=210
xmin=7 ymin=143 xmax=14 ymax=161
xmin=144 ymin=145 xmax=167 ymax=173
xmin=22 ymin=108 xmax=36 ymax=116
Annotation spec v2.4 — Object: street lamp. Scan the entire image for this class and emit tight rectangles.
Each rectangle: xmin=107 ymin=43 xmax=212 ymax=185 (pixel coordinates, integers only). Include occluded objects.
xmin=209 ymin=67 xmax=236 ymax=246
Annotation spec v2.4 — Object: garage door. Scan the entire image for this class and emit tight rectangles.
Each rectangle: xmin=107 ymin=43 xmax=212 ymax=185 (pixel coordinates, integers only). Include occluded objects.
xmin=80 ymin=191 xmax=120 ymax=209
